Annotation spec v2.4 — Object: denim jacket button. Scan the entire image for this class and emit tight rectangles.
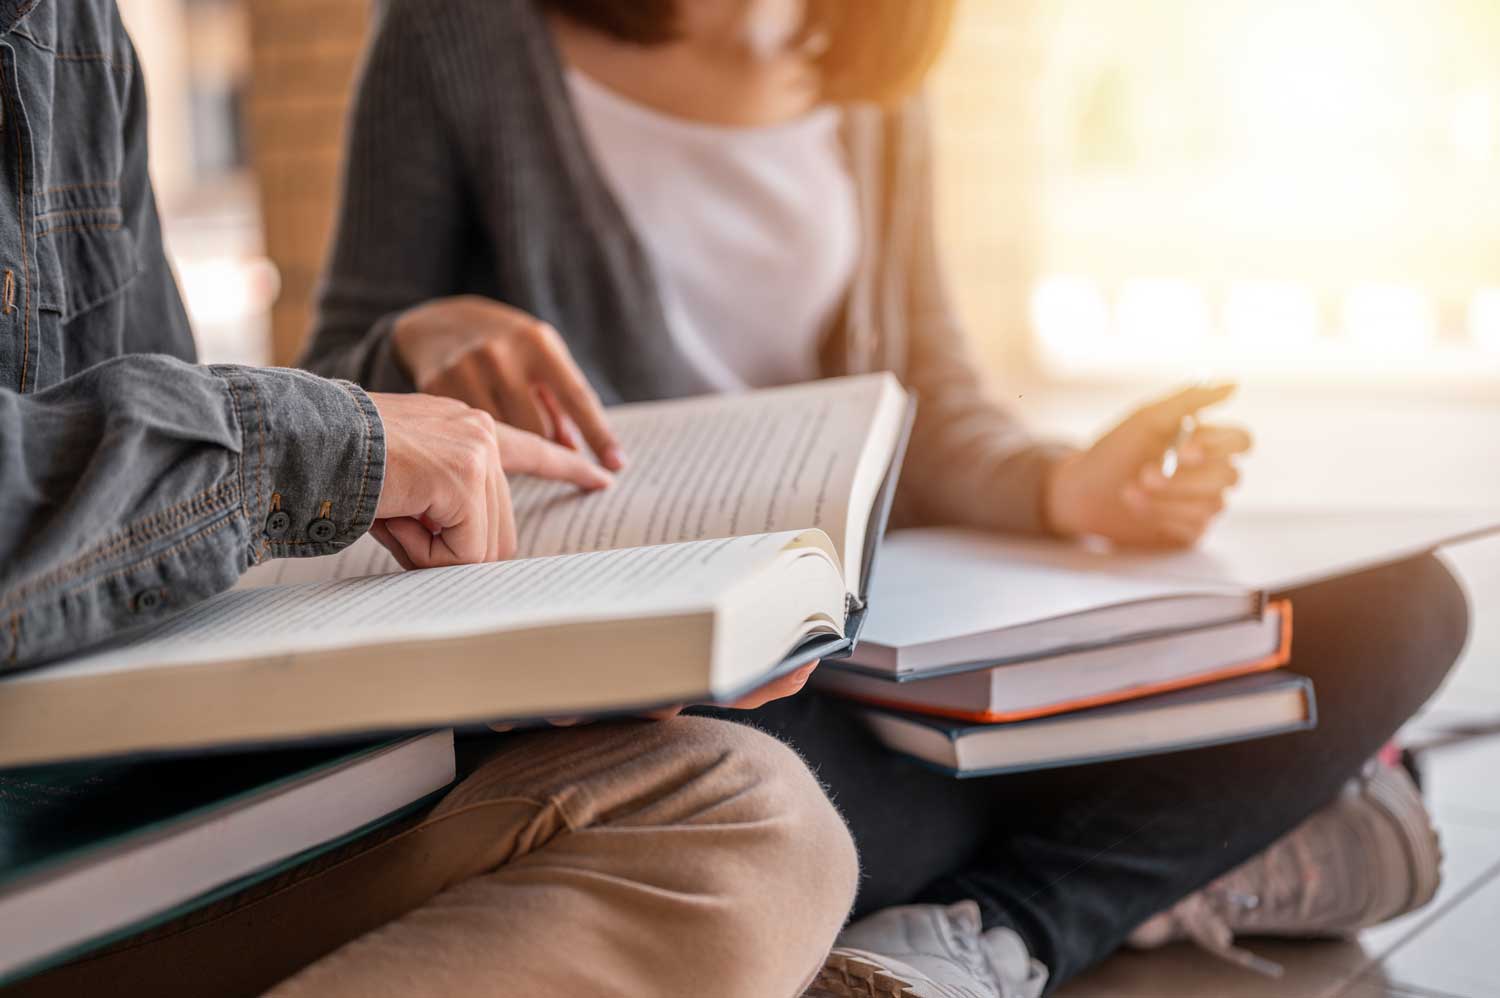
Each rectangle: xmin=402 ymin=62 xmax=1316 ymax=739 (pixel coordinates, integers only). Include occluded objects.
xmin=307 ymin=518 xmax=337 ymax=543
xmin=265 ymin=510 xmax=292 ymax=538
xmin=134 ymin=589 xmax=163 ymax=612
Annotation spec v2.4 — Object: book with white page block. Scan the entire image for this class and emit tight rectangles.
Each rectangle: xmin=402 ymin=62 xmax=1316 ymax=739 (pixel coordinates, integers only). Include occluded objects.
xmin=819 ymin=510 xmax=1496 ymax=724
xmin=0 ymin=375 xmax=912 ymax=768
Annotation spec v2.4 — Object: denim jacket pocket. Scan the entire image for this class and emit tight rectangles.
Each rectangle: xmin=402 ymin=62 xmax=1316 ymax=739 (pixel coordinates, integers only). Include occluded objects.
xmin=34 ymin=184 xmax=139 ymax=320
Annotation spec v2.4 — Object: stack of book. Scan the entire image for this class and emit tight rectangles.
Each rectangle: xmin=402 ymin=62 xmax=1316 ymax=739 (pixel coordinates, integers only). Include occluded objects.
xmin=815 ymin=510 xmax=1497 ymax=777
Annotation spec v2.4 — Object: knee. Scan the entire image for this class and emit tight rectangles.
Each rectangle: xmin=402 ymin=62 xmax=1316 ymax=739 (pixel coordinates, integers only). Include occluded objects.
xmin=1305 ymin=552 xmax=1471 ymax=720
xmin=660 ymin=717 xmax=858 ymax=992
xmin=1387 ymin=554 xmax=1471 ymax=707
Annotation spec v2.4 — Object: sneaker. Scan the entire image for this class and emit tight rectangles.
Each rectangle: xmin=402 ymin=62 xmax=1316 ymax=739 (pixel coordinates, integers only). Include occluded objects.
xmin=1127 ymin=761 xmax=1442 ymax=976
xmin=805 ymin=901 xmax=1047 ymax=998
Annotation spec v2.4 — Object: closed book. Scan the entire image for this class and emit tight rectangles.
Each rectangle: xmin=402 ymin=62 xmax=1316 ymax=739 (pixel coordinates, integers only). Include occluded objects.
xmin=819 ymin=600 xmax=1291 ymax=723
xmin=858 ymin=672 xmax=1316 ymax=778
xmin=0 ymin=730 xmax=455 ymax=984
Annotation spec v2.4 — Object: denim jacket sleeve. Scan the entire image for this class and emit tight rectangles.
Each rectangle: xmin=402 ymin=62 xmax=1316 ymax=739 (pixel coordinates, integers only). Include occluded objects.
xmin=0 ymin=4 xmax=387 ymax=672
xmin=0 ymin=359 xmax=386 ymax=672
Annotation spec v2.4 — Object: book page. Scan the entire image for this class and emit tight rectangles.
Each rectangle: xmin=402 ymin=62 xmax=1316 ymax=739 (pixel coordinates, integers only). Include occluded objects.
xmin=507 ymin=374 xmax=903 ymax=584
xmin=235 ymin=535 xmax=402 ymax=590
xmin=39 ymin=532 xmax=829 ymax=681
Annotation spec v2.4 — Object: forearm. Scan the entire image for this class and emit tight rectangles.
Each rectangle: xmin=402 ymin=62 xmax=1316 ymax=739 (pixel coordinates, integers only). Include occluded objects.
xmin=0 ymin=356 xmax=384 ymax=670
xmin=892 ymin=353 xmax=1076 ymax=534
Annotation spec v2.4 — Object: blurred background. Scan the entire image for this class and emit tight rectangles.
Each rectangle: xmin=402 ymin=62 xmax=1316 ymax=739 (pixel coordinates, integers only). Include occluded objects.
xmin=128 ymin=0 xmax=1500 ymax=400
xmin=126 ymin=2 xmax=1500 ymax=402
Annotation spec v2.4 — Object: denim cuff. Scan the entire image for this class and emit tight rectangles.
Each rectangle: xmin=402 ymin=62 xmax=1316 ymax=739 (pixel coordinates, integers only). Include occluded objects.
xmin=210 ymin=365 xmax=387 ymax=562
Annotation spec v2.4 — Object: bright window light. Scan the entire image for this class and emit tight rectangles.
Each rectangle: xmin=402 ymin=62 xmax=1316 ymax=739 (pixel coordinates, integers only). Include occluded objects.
xmin=1341 ymin=284 xmax=1437 ymax=355
xmin=1471 ymin=289 xmax=1500 ymax=354
xmin=1116 ymin=279 xmax=1210 ymax=350
xmin=1224 ymin=281 xmax=1320 ymax=347
xmin=1031 ymin=275 xmax=1111 ymax=352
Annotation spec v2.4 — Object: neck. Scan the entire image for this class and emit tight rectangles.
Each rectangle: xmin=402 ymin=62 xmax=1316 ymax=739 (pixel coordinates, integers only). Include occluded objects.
xmin=548 ymin=11 xmax=822 ymax=128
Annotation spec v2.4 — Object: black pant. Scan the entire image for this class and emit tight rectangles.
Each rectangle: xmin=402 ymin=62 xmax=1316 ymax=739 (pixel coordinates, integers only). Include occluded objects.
xmin=699 ymin=554 xmax=1470 ymax=991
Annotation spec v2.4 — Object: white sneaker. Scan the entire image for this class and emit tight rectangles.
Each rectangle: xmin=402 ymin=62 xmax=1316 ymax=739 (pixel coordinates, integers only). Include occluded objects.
xmin=806 ymin=901 xmax=1047 ymax=998
xmin=1127 ymin=762 xmax=1442 ymax=976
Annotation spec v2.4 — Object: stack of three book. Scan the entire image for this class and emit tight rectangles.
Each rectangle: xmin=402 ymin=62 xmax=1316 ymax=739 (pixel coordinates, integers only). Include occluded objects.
xmin=815 ymin=511 xmax=1497 ymax=777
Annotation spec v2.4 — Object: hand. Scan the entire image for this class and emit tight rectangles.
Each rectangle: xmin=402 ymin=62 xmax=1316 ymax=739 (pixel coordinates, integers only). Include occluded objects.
xmin=486 ymin=661 xmax=821 ymax=732
xmin=1042 ymin=384 xmax=1252 ymax=548
xmin=391 ymin=296 xmax=625 ymax=470
xmin=369 ymin=392 xmax=613 ymax=569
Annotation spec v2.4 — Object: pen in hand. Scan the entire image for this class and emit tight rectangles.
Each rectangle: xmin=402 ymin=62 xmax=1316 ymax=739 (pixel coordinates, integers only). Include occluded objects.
xmin=1160 ymin=414 xmax=1197 ymax=479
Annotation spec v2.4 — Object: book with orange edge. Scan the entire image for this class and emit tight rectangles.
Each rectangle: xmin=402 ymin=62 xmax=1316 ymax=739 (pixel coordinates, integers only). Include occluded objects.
xmin=816 ymin=599 xmax=1292 ymax=725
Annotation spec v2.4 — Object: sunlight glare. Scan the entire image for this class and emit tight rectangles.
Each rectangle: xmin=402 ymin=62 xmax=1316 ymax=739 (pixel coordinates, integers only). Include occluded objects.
xmin=1342 ymin=285 xmax=1437 ymax=355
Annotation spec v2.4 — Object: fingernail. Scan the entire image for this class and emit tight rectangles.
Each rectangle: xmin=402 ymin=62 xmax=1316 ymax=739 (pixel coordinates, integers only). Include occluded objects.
xmin=603 ymin=446 xmax=627 ymax=471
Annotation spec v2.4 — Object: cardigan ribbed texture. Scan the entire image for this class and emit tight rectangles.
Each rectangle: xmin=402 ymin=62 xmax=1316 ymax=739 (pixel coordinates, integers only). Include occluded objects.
xmin=300 ymin=0 xmax=1070 ymax=534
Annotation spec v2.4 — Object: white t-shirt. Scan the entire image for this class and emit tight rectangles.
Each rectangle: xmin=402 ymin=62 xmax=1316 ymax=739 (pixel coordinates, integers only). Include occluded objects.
xmin=566 ymin=68 xmax=860 ymax=390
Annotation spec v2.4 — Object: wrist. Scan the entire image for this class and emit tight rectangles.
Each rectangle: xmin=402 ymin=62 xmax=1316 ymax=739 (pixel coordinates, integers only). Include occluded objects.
xmin=1039 ymin=451 xmax=1085 ymax=538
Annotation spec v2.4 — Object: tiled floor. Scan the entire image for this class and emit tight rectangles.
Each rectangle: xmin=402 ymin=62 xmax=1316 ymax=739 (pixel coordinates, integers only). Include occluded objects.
xmin=1028 ymin=388 xmax=1500 ymax=998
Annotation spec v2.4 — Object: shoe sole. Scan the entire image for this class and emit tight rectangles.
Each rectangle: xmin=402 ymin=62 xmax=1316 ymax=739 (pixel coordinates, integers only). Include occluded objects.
xmin=805 ymin=951 xmax=921 ymax=997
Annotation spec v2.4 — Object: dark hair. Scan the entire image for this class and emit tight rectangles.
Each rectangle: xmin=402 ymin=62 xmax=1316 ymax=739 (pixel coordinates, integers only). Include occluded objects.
xmin=540 ymin=0 xmax=957 ymax=104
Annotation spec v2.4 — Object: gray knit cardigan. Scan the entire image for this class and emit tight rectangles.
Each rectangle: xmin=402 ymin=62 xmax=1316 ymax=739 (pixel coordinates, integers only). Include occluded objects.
xmin=300 ymin=0 xmax=1069 ymax=534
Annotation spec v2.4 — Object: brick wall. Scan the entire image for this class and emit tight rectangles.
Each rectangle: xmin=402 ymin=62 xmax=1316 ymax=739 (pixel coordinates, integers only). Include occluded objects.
xmin=245 ymin=0 xmax=373 ymax=366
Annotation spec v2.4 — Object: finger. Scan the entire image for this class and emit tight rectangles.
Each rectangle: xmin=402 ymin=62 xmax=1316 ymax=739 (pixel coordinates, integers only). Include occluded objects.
xmin=428 ymin=366 xmax=501 ymax=418
xmin=383 ymin=515 xmax=441 ymax=568
xmin=640 ymin=705 xmax=686 ymax=721
xmin=1138 ymin=382 xmax=1237 ymax=434
xmin=369 ymin=520 xmax=417 ymax=571
xmin=1153 ymin=518 xmax=1208 ymax=547
xmin=493 ymin=421 xmax=614 ymax=491
xmin=493 ymin=369 xmax=551 ymax=439
xmin=1140 ymin=460 xmax=1240 ymax=498
xmin=410 ymin=486 xmax=487 ymax=567
xmin=486 ymin=721 xmax=517 ymax=733
xmin=492 ymin=449 xmax=518 ymax=560
xmin=1122 ymin=486 xmax=1224 ymax=525
xmin=536 ymin=385 xmax=580 ymax=450
xmin=536 ymin=344 xmax=625 ymax=470
xmin=724 ymin=661 xmax=819 ymax=709
xmin=1187 ymin=424 xmax=1254 ymax=458
xmin=484 ymin=437 xmax=503 ymax=562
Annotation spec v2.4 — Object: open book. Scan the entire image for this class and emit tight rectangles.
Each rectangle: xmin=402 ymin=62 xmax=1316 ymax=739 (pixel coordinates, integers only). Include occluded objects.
xmin=0 ymin=375 xmax=913 ymax=768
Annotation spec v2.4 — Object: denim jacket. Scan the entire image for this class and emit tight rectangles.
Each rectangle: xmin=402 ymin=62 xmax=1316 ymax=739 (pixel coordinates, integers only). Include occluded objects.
xmin=0 ymin=0 xmax=385 ymax=671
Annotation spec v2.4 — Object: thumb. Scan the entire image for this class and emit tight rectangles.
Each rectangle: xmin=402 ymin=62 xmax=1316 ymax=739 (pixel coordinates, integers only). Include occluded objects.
xmin=1137 ymin=382 xmax=1236 ymax=434
xmin=493 ymin=421 xmax=615 ymax=491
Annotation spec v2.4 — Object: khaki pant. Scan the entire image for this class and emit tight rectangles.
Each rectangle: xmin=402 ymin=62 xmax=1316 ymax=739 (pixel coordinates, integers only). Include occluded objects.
xmin=12 ymin=717 xmax=858 ymax=998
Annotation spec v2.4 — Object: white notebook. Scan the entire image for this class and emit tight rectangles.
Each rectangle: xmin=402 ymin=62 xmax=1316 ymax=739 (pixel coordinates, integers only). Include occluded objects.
xmin=844 ymin=509 xmax=1496 ymax=679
